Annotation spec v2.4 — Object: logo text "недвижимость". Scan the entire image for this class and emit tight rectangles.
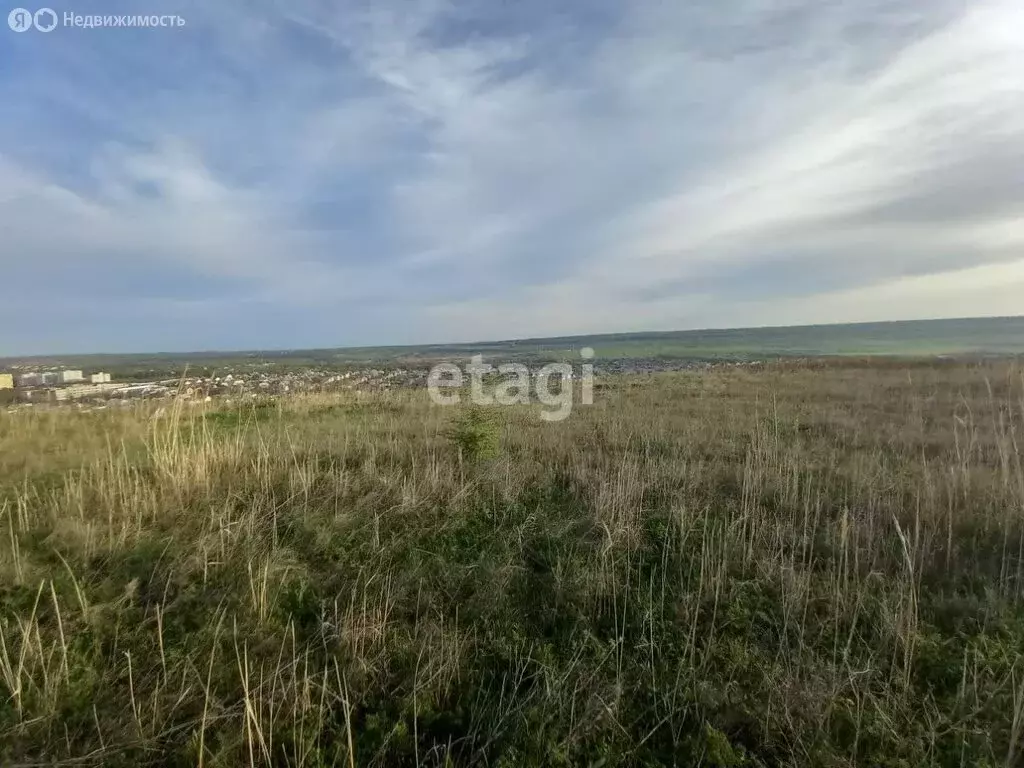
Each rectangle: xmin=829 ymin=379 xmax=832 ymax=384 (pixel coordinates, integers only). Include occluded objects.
xmin=8 ymin=8 xmax=185 ymax=32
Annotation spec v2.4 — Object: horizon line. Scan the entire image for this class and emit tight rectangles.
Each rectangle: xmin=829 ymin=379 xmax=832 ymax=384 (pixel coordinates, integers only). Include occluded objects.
xmin=2 ymin=313 xmax=1022 ymax=362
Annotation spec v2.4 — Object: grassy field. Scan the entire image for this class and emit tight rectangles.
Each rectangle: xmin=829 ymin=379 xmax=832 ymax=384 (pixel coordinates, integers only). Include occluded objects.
xmin=5 ymin=316 xmax=1024 ymax=374
xmin=2 ymin=360 xmax=1024 ymax=766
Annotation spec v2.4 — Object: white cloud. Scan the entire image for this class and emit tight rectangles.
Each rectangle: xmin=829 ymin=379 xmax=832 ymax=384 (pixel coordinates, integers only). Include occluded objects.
xmin=0 ymin=0 xmax=1021 ymax=352
xmin=764 ymin=258 xmax=1024 ymax=327
xmin=588 ymin=0 xmax=1024 ymax=288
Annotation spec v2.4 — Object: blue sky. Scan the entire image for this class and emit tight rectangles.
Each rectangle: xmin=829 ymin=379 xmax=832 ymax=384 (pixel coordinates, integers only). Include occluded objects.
xmin=1 ymin=0 xmax=1023 ymax=354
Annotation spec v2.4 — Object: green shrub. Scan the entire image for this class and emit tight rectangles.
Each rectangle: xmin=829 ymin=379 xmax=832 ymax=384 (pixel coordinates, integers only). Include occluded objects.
xmin=446 ymin=408 xmax=502 ymax=462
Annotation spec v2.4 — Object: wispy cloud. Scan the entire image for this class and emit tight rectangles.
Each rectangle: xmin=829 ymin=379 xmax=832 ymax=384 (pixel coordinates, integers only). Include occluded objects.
xmin=1 ymin=0 xmax=1021 ymax=353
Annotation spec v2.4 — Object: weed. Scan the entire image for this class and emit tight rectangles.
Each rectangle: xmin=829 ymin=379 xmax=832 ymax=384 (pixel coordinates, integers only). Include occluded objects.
xmin=446 ymin=408 xmax=502 ymax=463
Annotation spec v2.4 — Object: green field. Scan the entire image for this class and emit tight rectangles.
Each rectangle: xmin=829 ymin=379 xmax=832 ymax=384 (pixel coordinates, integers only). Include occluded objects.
xmin=464 ymin=316 xmax=1024 ymax=361
xmin=2 ymin=359 xmax=1024 ymax=765
xmin=3 ymin=317 xmax=1023 ymax=376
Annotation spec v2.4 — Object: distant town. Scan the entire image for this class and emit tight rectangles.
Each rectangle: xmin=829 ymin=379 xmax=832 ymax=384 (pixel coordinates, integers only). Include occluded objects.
xmin=0 ymin=356 xmax=767 ymax=411
xmin=0 ymin=365 xmax=436 ymax=408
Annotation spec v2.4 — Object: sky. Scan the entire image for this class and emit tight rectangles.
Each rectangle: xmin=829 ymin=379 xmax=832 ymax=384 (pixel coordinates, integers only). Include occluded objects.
xmin=1 ymin=0 xmax=1022 ymax=354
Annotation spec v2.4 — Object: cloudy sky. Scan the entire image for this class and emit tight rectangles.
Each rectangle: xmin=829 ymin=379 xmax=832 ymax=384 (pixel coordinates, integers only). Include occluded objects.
xmin=1 ymin=0 xmax=1022 ymax=354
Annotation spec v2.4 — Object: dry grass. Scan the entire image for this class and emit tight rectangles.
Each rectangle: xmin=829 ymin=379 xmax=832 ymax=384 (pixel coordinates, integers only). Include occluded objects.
xmin=1 ymin=360 xmax=1023 ymax=766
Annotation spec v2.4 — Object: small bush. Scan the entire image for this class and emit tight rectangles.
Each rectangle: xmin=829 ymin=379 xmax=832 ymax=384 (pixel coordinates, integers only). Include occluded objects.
xmin=446 ymin=408 xmax=502 ymax=462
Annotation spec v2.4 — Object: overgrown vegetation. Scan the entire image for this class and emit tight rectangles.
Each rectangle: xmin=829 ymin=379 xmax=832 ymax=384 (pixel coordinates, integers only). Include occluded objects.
xmin=446 ymin=408 xmax=502 ymax=463
xmin=1 ymin=361 xmax=1023 ymax=766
